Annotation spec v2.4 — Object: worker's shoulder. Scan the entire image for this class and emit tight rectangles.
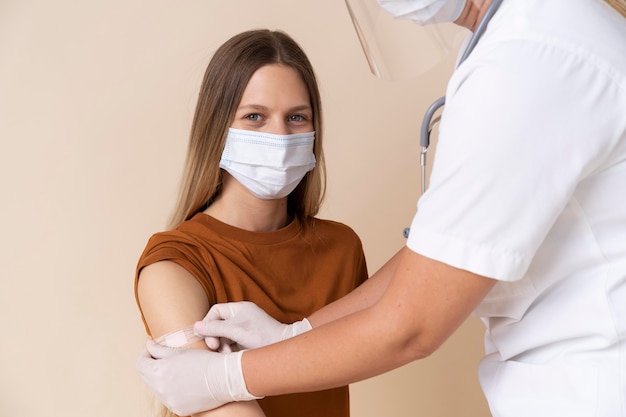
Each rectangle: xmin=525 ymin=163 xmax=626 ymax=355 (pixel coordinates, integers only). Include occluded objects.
xmin=491 ymin=0 xmax=626 ymax=73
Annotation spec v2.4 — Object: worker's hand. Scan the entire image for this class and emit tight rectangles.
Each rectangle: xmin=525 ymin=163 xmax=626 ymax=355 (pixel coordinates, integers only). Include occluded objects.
xmin=195 ymin=301 xmax=312 ymax=351
xmin=136 ymin=340 xmax=262 ymax=416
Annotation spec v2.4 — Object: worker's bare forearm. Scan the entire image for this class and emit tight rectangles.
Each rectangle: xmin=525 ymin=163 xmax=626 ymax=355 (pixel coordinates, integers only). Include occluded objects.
xmin=307 ymin=247 xmax=404 ymax=327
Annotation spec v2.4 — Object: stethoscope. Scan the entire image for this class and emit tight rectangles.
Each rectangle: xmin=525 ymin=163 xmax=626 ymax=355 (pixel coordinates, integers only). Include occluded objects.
xmin=403 ymin=0 xmax=504 ymax=238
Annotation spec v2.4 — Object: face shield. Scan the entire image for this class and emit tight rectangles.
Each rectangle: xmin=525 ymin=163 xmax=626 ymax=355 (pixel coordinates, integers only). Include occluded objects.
xmin=344 ymin=0 xmax=472 ymax=81
xmin=344 ymin=0 xmax=504 ymax=238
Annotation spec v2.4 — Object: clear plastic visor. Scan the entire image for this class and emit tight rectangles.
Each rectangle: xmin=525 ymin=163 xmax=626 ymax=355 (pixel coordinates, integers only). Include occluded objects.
xmin=345 ymin=0 xmax=471 ymax=81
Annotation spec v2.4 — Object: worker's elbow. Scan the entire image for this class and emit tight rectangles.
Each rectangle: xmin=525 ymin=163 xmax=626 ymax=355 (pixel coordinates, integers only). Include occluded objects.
xmin=384 ymin=315 xmax=452 ymax=362
xmin=369 ymin=307 xmax=447 ymax=364
xmin=400 ymin=333 xmax=442 ymax=362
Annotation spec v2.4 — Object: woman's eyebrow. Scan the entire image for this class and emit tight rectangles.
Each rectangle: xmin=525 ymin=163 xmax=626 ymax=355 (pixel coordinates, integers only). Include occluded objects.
xmin=236 ymin=104 xmax=312 ymax=112
xmin=236 ymin=104 xmax=268 ymax=111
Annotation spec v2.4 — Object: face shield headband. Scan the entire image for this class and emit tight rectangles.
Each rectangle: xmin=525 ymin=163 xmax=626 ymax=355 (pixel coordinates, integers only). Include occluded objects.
xmin=344 ymin=0 xmax=472 ymax=81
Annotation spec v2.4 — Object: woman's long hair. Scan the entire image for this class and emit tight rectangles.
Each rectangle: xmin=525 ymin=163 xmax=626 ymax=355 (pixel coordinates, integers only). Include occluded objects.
xmin=606 ymin=0 xmax=626 ymax=18
xmin=168 ymin=29 xmax=326 ymax=229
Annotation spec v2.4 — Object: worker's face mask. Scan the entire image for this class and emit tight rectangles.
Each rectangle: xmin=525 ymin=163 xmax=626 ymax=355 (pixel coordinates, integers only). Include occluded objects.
xmin=219 ymin=128 xmax=316 ymax=200
xmin=377 ymin=0 xmax=467 ymax=25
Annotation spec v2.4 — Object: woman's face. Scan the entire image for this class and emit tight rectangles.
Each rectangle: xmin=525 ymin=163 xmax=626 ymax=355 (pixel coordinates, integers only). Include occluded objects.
xmin=231 ymin=64 xmax=313 ymax=135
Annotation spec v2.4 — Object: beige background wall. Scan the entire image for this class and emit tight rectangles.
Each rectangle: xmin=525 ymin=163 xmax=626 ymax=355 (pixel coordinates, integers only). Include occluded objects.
xmin=0 ymin=0 xmax=489 ymax=416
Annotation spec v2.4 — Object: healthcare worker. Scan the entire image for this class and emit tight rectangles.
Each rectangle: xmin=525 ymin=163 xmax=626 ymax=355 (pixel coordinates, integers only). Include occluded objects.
xmin=136 ymin=0 xmax=626 ymax=416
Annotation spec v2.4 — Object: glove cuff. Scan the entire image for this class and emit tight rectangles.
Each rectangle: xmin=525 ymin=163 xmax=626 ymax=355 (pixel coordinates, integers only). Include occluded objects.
xmin=281 ymin=318 xmax=313 ymax=341
xmin=292 ymin=318 xmax=312 ymax=336
xmin=225 ymin=351 xmax=264 ymax=402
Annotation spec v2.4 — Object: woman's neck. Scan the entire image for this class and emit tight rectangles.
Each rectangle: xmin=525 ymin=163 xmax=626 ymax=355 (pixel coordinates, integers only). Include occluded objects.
xmin=203 ymin=175 xmax=291 ymax=232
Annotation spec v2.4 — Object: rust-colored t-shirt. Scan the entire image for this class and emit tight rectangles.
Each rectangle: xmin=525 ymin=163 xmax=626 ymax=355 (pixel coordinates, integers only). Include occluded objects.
xmin=135 ymin=213 xmax=368 ymax=417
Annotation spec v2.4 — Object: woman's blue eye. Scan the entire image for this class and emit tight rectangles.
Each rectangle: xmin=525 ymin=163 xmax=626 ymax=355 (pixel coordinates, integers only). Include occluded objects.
xmin=245 ymin=114 xmax=262 ymax=121
xmin=289 ymin=115 xmax=305 ymax=122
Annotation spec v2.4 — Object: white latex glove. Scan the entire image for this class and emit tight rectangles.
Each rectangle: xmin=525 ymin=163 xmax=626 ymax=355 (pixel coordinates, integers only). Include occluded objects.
xmin=136 ymin=340 xmax=262 ymax=416
xmin=195 ymin=301 xmax=312 ymax=351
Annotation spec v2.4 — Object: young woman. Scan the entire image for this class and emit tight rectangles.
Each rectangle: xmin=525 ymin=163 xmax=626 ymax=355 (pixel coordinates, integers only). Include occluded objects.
xmin=137 ymin=2 xmax=626 ymax=417
xmin=134 ymin=30 xmax=368 ymax=417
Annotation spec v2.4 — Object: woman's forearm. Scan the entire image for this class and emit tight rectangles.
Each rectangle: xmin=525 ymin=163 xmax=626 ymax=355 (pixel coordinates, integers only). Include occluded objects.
xmin=193 ymin=401 xmax=265 ymax=417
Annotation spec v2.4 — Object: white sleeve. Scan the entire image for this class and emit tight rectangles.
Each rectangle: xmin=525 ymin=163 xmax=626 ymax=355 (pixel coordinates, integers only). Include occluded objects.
xmin=407 ymin=39 xmax=619 ymax=281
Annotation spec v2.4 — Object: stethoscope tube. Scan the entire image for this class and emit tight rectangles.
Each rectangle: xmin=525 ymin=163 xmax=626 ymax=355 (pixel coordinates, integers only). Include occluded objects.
xmin=420 ymin=96 xmax=446 ymax=194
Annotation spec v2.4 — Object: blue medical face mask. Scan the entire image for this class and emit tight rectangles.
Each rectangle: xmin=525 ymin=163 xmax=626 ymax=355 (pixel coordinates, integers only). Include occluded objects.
xmin=377 ymin=0 xmax=467 ymax=25
xmin=219 ymin=128 xmax=316 ymax=200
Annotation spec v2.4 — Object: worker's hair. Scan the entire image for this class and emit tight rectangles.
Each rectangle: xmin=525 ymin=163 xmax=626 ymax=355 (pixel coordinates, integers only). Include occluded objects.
xmin=156 ymin=401 xmax=174 ymax=417
xmin=607 ymin=0 xmax=626 ymax=18
xmin=167 ymin=29 xmax=326 ymax=230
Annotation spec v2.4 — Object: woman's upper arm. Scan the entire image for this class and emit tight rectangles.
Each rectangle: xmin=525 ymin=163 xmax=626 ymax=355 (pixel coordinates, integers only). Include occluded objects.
xmin=136 ymin=261 xmax=267 ymax=417
xmin=137 ymin=260 xmax=211 ymax=341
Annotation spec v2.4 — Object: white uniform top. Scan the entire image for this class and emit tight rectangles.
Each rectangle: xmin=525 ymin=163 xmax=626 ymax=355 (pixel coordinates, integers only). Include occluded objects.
xmin=406 ymin=0 xmax=626 ymax=415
